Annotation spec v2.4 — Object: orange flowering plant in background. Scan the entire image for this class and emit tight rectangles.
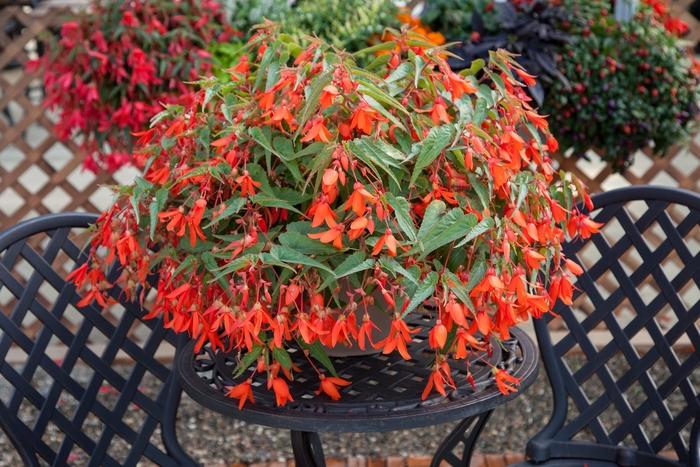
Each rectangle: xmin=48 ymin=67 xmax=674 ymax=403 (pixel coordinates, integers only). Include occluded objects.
xmin=70 ymin=25 xmax=599 ymax=407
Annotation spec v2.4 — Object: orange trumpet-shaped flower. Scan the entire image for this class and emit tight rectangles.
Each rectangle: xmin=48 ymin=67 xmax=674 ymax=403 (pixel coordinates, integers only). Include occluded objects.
xmin=301 ymin=116 xmax=333 ymax=143
xmin=349 ymin=102 xmax=380 ymax=135
xmin=421 ymin=361 xmax=455 ymax=400
xmin=357 ymin=314 xmax=379 ymax=350
xmin=145 ymin=165 xmax=170 ymax=185
xmin=77 ymin=286 xmax=111 ymax=308
xmin=564 ymin=258 xmax=584 ymax=276
xmin=348 ymin=215 xmax=374 ymax=240
xmin=316 ymin=375 xmax=351 ymax=400
xmin=319 ymin=85 xmax=339 ymax=109
xmin=330 ymin=313 xmax=359 ymax=347
xmin=66 ymin=263 xmax=89 ymax=288
xmin=546 ymin=134 xmax=559 ymax=153
xmin=526 ymin=111 xmax=548 ymax=130
xmin=308 ymin=223 xmax=344 ymax=249
xmin=310 ymin=200 xmax=337 ymax=228
xmin=377 ymin=318 xmax=416 ymax=360
xmin=236 ymin=172 xmax=262 ymax=197
xmin=296 ymin=312 xmax=327 ymax=344
xmin=549 ymin=273 xmax=574 ymax=306
xmin=428 ymin=321 xmax=448 ymax=349
xmin=476 ymin=311 xmax=491 ymax=336
xmin=226 ymin=380 xmax=255 ymax=409
xmin=159 ymin=207 xmax=186 ymax=236
xmin=284 ymin=283 xmax=301 ymax=306
xmin=116 ymin=231 xmax=140 ymax=265
xmin=494 ymin=368 xmax=520 ymax=395
xmin=454 ymin=328 xmax=484 ymax=359
xmin=430 ymin=98 xmax=451 ymax=124
xmin=258 ymin=90 xmax=276 ymax=110
xmin=525 ymin=293 xmax=550 ymax=318
xmin=445 ymin=72 xmax=477 ymax=100
xmin=514 ymin=68 xmax=537 ymax=87
xmin=322 ymin=168 xmax=338 ymax=188
xmin=186 ymin=198 xmax=207 ymax=247
xmin=568 ymin=215 xmax=603 ymax=239
xmin=269 ymin=377 xmax=293 ymax=407
xmin=211 ymin=133 xmax=236 ymax=149
xmin=268 ymin=104 xmax=296 ymax=130
xmin=227 ymin=54 xmax=250 ymax=79
xmin=446 ymin=298 xmax=467 ymax=327
xmin=524 ymin=249 xmax=546 ymax=270
xmin=371 ymin=229 xmax=398 ymax=257
xmin=344 ymin=182 xmax=375 ymax=216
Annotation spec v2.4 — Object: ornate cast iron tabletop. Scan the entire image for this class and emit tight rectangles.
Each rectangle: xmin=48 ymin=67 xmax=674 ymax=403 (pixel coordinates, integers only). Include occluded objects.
xmin=177 ymin=312 xmax=539 ymax=466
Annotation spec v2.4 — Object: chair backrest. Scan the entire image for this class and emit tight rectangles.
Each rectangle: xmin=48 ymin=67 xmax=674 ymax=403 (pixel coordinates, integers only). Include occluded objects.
xmin=528 ymin=186 xmax=700 ymax=467
xmin=0 ymin=213 xmax=195 ymax=466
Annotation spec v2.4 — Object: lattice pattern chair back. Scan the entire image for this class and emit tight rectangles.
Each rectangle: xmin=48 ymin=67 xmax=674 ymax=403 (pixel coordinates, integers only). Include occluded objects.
xmin=0 ymin=213 xmax=195 ymax=466
xmin=525 ymin=186 xmax=700 ymax=467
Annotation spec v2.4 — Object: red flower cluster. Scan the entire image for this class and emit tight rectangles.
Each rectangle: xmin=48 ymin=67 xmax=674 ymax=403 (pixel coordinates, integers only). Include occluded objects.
xmin=70 ymin=26 xmax=599 ymax=406
xmin=28 ymin=0 xmax=237 ymax=172
xmin=642 ymin=0 xmax=689 ymax=36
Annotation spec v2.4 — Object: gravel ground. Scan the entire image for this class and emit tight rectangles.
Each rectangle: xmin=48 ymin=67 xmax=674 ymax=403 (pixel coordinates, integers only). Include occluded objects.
xmin=0 ymin=354 xmax=694 ymax=466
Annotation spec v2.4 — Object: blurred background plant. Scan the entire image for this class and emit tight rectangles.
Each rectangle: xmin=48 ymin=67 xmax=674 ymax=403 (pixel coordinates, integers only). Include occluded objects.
xmin=30 ymin=0 xmax=237 ymax=173
xmin=284 ymin=0 xmax=400 ymax=51
xmin=212 ymin=0 xmax=403 ymax=74
xmin=545 ymin=1 xmax=699 ymax=170
xmin=446 ymin=0 xmax=576 ymax=105
xmin=419 ymin=0 xmax=498 ymax=40
xmin=412 ymin=0 xmax=699 ymax=170
xmin=222 ymin=0 xmax=293 ymax=35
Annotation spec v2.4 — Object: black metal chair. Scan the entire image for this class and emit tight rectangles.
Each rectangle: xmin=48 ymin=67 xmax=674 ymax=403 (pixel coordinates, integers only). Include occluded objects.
xmin=0 ymin=213 xmax=197 ymax=466
xmin=514 ymin=186 xmax=700 ymax=466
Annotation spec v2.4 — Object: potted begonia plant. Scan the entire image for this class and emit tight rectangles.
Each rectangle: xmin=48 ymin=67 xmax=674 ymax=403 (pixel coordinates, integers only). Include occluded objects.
xmin=30 ymin=0 xmax=237 ymax=172
xmin=69 ymin=25 xmax=599 ymax=407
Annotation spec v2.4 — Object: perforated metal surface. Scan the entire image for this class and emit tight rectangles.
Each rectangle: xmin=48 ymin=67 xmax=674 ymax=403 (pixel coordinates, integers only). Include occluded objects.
xmin=178 ymin=320 xmax=538 ymax=433
xmin=529 ymin=186 xmax=700 ymax=467
xmin=0 ymin=214 xmax=194 ymax=466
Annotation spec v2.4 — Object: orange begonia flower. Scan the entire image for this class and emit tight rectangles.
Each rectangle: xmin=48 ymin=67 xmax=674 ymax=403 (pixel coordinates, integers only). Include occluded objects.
xmin=227 ymin=380 xmax=255 ymax=409
xmin=308 ymin=223 xmax=344 ymax=249
xmin=319 ymin=85 xmax=339 ymax=109
xmin=371 ymin=229 xmax=398 ymax=256
xmin=494 ymin=368 xmax=520 ymax=395
xmin=301 ymin=116 xmax=333 ymax=143
xmin=349 ymin=102 xmax=381 ymax=135
xmin=269 ymin=377 xmax=293 ymax=407
xmin=344 ymin=182 xmax=375 ymax=216
xmin=316 ymin=375 xmax=351 ymax=400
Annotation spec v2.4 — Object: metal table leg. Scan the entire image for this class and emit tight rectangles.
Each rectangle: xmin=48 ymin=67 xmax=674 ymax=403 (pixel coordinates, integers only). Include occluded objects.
xmin=291 ymin=431 xmax=326 ymax=467
xmin=431 ymin=411 xmax=493 ymax=466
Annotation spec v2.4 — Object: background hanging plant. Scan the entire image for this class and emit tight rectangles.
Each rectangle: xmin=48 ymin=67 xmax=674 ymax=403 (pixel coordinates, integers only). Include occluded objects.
xmin=71 ymin=26 xmax=597 ymax=407
xmin=545 ymin=2 xmax=699 ymax=170
xmin=30 ymin=0 xmax=237 ymax=172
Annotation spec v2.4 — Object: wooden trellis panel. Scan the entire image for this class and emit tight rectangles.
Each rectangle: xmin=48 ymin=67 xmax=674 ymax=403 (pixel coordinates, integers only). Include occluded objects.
xmin=558 ymin=143 xmax=700 ymax=195
xmin=0 ymin=5 xmax=122 ymax=231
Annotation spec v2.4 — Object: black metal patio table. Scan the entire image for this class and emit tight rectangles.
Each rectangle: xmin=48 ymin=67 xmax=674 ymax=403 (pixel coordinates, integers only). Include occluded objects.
xmin=177 ymin=312 xmax=538 ymax=467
